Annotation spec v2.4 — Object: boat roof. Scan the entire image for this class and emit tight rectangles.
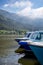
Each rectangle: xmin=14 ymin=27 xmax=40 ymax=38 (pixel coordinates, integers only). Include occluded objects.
xmin=29 ymin=31 xmax=43 ymax=47
xmin=35 ymin=31 xmax=43 ymax=33
xmin=26 ymin=31 xmax=33 ymax=34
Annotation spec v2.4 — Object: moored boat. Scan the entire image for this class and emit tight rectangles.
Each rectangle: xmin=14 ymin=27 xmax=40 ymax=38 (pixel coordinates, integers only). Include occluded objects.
xmin=15 ymin=32 xmax=32 ymax=50
xmin=15 ymin=32 xmax=31 ymax=43
xmin=20 ymin=31 xmax=43 ymax=65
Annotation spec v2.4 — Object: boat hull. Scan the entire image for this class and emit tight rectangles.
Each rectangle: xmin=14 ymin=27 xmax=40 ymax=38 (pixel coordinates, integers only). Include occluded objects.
xmin=30 ymin=45 xmax=43 ymax=65
xmin=15 ymin=38 xmax=29 ymax=43
xmin=15 ymin=38 xmax=21 ymax=42
xmin=19 ymin=41 xmax=31 ymax=51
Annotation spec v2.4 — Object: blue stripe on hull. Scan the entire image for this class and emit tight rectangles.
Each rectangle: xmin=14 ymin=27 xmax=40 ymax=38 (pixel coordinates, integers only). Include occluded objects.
xmin=23 ymin=45 xmax=31 ymax=50
xmin=19 ymin=42 xmax=31 ymax=50
xmin=30 ymin=46 xmax=43 ymax=65
xmin=15 ymin=39 xmax=21 ymax=43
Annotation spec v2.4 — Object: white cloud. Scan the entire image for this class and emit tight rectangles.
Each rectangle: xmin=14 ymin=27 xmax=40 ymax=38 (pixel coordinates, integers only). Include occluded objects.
xmin=14 ymin=1 xmax=33 ymax=8
xmin=3 ymin=1 xmax=33 ymax=8
xmin=31 ymin=7 xmax=43 ymax=18
xmin=18 ymin=7 xmax=32 ymax=16
xmin=3 ymin=1 xmax=43 ymax=19
xmin=3 ymin=3 xmax=14 ymax=7
xmin=17 ymin=6 xmax=43 ymax=19
xmin=3 ymin=4 xmax=9 ymax=7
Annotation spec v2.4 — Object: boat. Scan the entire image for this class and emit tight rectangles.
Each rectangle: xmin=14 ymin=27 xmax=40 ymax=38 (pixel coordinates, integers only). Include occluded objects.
xmin=19 ymin=31 xmax=43 ymax=65
xmin=18 ymin=32 xmax=33 ymax=50
xmin=15 ymin=32 xmax=32 ymax=50
xmin=15 ymin=32 xmax=31 ymax=43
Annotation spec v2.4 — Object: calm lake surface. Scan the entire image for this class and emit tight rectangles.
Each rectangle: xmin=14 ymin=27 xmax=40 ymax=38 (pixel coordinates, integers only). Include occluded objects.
xmin=0 ymin=35 xmax=40 ymax=65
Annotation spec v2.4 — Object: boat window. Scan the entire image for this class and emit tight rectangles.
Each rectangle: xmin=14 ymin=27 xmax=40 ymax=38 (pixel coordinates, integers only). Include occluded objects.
xmin=25 ymin=33 xmax=31 ymax=37
xmin=30 ymin=33 xmax=38 ymax=39
xmin=36 ymin=32 xmax=43 ymax=40
xmin=36 ymin=33 xmax=41 ymax=40
xmin=27 ymin=33 xmax=31 ymax=37
xmin=40 ymin=33 xmax=43 ymax=41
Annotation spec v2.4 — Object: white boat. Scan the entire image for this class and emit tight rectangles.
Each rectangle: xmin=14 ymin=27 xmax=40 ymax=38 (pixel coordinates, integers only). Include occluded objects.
xmin=20 ymin=31 xmax=43 ymax=65
xmin=15 ymin=32 xmax=32 ymax=50
xmin=15 ymin=32 xmax=31 ymax=43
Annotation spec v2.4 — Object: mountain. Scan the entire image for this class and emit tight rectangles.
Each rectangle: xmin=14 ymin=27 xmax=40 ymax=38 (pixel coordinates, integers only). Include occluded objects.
xmin=0 ymin=9 xmax=33 ymax=31
xmin=0 ymin=14 xmax=26 ymax=30
xmin=0 ymin=9 xmax=43 ymax=31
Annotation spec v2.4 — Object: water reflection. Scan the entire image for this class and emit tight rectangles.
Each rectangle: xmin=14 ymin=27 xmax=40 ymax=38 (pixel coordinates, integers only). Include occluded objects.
xmin=18 ymin=53 xmax=40 ymax=65
xmin=16 ymin=46 xmax=40 ymax=65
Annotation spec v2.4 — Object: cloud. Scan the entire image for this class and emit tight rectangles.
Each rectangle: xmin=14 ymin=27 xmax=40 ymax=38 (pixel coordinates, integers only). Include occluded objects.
xmin=17 ymin=6 xmax=43 ymax=19
xmin=3 ymin=0 xmax=43 ymax=19
xmin=17 ymin=7 xmax=32 ymax=16
xmin=3 ymin=3 xmax=14 ymax=7
xmin=14 ymin=1 xmax=33 ymax=8
xmin=31 ymin=7 xmax=43 ymax=18
xmin=3 ymin=4 xmax=9 ymax=7
xmin=3 ymin=1 xmax=33 ymax=8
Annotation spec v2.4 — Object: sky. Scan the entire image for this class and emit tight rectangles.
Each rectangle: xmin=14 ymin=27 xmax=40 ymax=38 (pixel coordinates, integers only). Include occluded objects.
xmin=0 ymin=0 xmax=43 ymax=19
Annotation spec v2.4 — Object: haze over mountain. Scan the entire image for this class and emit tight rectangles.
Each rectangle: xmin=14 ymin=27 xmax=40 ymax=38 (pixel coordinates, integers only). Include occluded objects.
xmin=0 ymin=9 xmax=43 ymax=31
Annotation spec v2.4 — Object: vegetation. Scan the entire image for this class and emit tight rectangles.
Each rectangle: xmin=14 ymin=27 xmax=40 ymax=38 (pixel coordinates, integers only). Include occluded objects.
xmin=0 ymin=30 xmax=27 ymax=35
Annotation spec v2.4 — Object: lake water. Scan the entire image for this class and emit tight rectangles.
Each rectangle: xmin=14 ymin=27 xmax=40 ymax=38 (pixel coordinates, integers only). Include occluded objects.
xmin=0 ymin=35 xmax=40 ymax=65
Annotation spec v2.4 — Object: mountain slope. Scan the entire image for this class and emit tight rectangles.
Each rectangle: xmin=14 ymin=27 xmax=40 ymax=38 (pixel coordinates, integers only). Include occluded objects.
xmin=0 ymin=15 xmax=26 ymax=30
xmin=0 ymin=9 xmax=33 ymax=31
xmin=0 ymin=9 xmax=43 ymax=31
